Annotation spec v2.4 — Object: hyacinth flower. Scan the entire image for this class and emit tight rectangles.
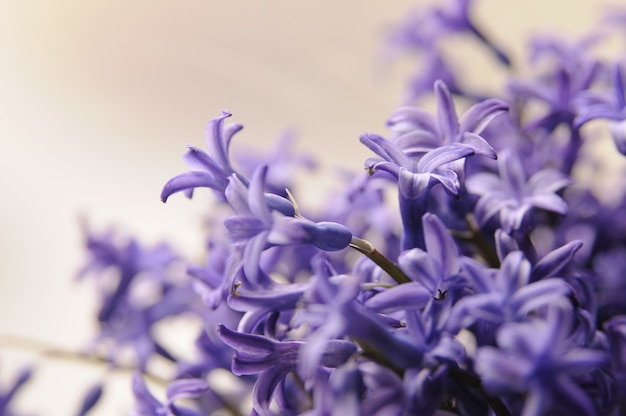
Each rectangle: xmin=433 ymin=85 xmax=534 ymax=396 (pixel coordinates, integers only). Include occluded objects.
xmin=294 ymin=257 xmax=423 ymax=383
xmin=466 ymin=149 xmax=570 ymax=237
xmin=161 ymin=111 xmax=300 ymax=219
xmin=161 ymin=111 xmax=242 ymax=202
xmin=386 ymin=80 xmax=505 ymax=164
xmin=475 ymin=307 xmax=609 ymax=415
xmin=360 ymin=132 xmax=474 ymax=250
xmin=509 ymin=60 xmax=601 ymax=174
xmin=132 ymin=372 xmax=211 ymax=416
xmin=384 ymin=0 xmax=510 ymax=74
xmin=217 ymin=324 xmax=357 ymax=415
xmin=363 ymin=212 xmax=466 ymax=315
xmin=447 ymin=251 xmax=572 ymax=342
xmin=494 ymin=229 xmax=583 ymax=282
xmin=77 ymin=228 xmax=194 ymax=370
xmin=575 ymin=63 xmax=626 ymax=155
xmin=77 ymin=228 xmax=179 ymax=323
xmin=223 ymin=165 xmax=352 ymax=286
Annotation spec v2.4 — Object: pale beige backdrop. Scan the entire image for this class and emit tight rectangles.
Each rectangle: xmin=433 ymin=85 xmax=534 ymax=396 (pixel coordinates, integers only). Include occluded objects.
xmin=0 ymin=0 xmax=602 ymax=413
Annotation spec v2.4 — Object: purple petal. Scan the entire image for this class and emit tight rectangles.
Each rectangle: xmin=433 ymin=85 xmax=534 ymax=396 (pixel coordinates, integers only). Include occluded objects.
xmin=460 ymin=132 xmax=497 ymax=158
xmin=459 ymin=98 xmax=509 ymax=135
xmin=525 ymin=193 xmax=568 ymax=215
xmin=494 ymin=229 xmax=519 ymax=262
xmin=609 ymin=119 xmax=626 ymax=154
xmin=359 ymin=133 xmax=409 ymax=167
xmin=166 ymin=379 xmax=209 ymax=402
xmin=509 ymin=279 xmax=571 ymax=315
xmin=430 ymin=170 xmax=462 ymax=197
xmin=496 ymin=251 xmax=531 ymax=297
xmin=242 ymin=232 xmax=269 ymax=285
xmin=251 ymin=366 xmax=290 ymax=415
xmin=498 ymin=151 xmax=526 ymax=197
xmin=394 ymin=130 xmax=440 ymax=155
xmin=183 ymin=146 xmax=226 ymax=178
xmin=248 ymin=166 xmax=272 ymax=223
xmin=526 ymin=169 xmax=570 ymax=194
xmin=204 ymin=111 xmax=238 ymax=169
xmin=77 ymin=383 xmax=103 ymax=416
xmin=387 ymin=106 xmax=439 ymax=135
xmin=398 ymin=249 xmax=440 ymax=293
xmin=398 ymin=168 xmax=432 ymax=200
xmin=532 ymin=240 xmax=583 ymax=280
xmin=364 ymin=282 xmax=432 ymax=312
xmin=132 ymin=372 xmax=162 ymax=413
xmin=416 ymin=145 xmax=473 ymax=173
xmin=422 ymin=213 xmax=460 ymax=276
xmin=225 ymin=173 xmax=252 ymax=215
xmin=575 ymin=104 xmax=624 ymax=127
xmin=161 ymin=171 xmax=222 ymax=202
xmin=224 ymin=216 xmax=267 ymax=244
xmin=434 ymin=80 xmax=460 ymax=140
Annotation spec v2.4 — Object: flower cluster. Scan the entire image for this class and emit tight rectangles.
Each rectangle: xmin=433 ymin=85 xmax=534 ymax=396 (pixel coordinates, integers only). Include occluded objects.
xmin=8 ymin=1 xmax=626 ymax=415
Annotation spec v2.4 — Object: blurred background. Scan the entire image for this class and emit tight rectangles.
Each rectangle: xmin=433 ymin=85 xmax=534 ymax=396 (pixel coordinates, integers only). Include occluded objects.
xmin=0 ymin=0 xmax=601 ymax=413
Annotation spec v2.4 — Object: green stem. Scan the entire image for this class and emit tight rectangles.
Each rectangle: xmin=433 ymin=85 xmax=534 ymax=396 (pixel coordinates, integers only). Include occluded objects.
xmin=349 ymin=236 xmax=411 ymax=284
xmin=448 ymin=366 xmax=512 ymax=416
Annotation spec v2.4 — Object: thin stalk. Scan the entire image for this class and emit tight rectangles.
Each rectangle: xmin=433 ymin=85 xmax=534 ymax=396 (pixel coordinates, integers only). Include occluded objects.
xmin=349 ymin=236 xmax=411 ymax=284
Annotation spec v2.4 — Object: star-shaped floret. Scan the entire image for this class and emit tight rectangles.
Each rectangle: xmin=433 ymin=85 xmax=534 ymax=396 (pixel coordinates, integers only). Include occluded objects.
xmin=467 ymin=149 xmax=570 ymax=232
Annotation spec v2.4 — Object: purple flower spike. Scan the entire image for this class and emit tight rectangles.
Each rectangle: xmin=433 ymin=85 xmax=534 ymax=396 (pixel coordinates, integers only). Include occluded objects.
xmin=467 ymin=149 xmax=570 ymax=232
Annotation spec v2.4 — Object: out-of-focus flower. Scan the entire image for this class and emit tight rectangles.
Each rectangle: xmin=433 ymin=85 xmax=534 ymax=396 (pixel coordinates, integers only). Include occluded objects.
xmin=475 ymin=308 xmax=608 ymax=415
xmin=467 ymin=149 xmax=570 ymax=232
xmin=576 ymin=63 xmax=626 ymax=154
xmin=0 ymin=367 xmax=32 ymax=416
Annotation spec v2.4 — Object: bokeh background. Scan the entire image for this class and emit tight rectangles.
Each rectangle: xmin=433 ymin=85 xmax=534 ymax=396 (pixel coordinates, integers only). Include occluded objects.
xmin=0 ymin=0 xmax=604 ymax=413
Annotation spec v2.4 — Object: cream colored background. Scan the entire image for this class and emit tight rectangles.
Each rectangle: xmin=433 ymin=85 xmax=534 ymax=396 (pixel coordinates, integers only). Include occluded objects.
xmin=0 ymin=0 xmax=603 ymax=413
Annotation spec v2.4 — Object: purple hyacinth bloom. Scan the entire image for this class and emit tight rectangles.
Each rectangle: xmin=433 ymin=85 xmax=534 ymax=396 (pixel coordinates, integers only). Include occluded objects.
xmin=509 ymin=63 xmax=599 ymax=133
xmin=575 ymin=63 xmax=626 ymax=155
xmin=361 ymin=131 xmax=474 ymax=249
xmin=161 ymin=111 xmax=242 ymax=202
xmin=467 ymin=149 xmax=570 ymax=233
xmin=386 ymin=0 xmax=510 ymax=67
xmin=295 ymin=259 xmax=424 ymax=381
xmin=217 ymin=324 xmax=356 ymax=414
xmin=227 ymin=281 xmax=308 ymax=334
xmin=386 ymin=80 xmax=505 ymax=162
xmin=224 ymin=165 xmax=352 ymax=285
xmin=398 ymin=213 xmax=465 ymax=298
xmin=131 ymin=372 xmax=209 ymax=416
xmin=475 ymin=307 xmax=608 ymax=415
xmin=447 ymin=251 xmax=572 ymax=335
xmin=77 ymin=227 xmax=179 ymax=323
